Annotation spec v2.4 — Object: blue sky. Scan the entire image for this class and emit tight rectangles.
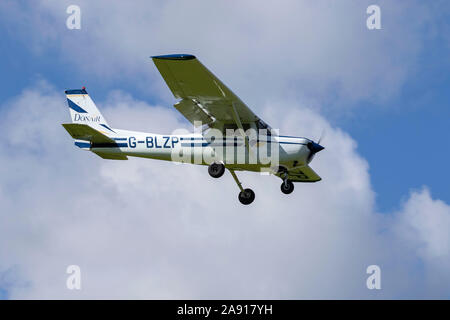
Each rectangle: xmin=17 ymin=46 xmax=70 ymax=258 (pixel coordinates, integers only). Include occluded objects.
xmin=0 ymin=0 xmax=449 ymax=299
xmin=345 ymin=51 xmax=450 ymax=211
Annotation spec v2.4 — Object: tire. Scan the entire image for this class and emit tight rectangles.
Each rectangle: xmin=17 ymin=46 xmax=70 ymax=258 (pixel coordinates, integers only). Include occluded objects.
xmin=281 ymin=180 xmax=294 ymax=194
xmin=208 ymin=162 xmax=225 ymax=178
xmin=238 ymin=188 xmax=255 ymax=205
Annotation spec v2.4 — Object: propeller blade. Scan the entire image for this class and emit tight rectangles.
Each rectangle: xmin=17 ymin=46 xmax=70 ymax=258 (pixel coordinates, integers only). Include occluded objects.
xmin=317 ymin=129 xmax=326 ymax=145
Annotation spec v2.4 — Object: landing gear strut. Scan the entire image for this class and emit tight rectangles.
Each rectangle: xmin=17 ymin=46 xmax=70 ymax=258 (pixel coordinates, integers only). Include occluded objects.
xmin=279 ymin=169 xmax=294 ymax=194
xmin=208 ymin=162 xmax=225 ymax=178
xmin=229 ymin=169 xmax=255 ymax=205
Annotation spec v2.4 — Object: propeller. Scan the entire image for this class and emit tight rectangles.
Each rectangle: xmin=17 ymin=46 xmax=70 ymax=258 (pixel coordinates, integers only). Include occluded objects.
xmin=306 ymin=130 xmax=325 ymax=163
xmin=317 ymin=129 xmax=326 ymax=145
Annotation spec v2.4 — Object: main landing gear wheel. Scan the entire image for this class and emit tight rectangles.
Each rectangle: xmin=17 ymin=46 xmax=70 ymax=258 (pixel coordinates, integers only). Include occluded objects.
xmin=228 ymin=169 xmax=255 ymax=205
xmin=238 ymin=188 xmax=255 ymax=205
xmin=208 ymin=162 xmax=225 ymax=178
xmin=281 ymin=180 xmax=294 ymax=194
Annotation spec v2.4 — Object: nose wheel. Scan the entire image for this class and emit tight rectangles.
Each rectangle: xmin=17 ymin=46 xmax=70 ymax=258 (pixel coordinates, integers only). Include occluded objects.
xmin=281 ymin=179 xmax=294 ymax=194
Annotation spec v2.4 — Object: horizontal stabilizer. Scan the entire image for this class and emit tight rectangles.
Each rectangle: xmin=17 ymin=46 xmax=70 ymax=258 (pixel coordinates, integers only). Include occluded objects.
xmin=62 ymin=123 xmax=115 ymax=144
xmin=93 ymin=152 xmax=128 ymax=160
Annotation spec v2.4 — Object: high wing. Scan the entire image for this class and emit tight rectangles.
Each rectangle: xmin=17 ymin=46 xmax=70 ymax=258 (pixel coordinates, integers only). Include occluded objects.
xmin=151 ymin=54 xmax=265 ymax=130
xmin=287 ymin=165 xmax=322 ymax=182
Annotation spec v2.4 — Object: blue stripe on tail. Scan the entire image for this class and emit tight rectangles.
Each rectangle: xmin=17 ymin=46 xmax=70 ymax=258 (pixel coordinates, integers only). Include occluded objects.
xmin=67 ymin=99 xmax=88 ymax=113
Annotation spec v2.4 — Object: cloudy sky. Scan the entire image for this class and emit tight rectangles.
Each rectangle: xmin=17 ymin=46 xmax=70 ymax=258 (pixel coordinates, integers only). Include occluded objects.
xmin=0 ymin=0 xmax=449 ymax=299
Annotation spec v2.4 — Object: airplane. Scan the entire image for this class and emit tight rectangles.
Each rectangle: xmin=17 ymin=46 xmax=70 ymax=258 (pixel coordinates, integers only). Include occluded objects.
xmin=62 ymin=54 xmax=324 ymax=205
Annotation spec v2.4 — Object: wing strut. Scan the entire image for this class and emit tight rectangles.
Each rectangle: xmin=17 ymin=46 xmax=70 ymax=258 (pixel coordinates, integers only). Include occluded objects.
xmin=230 ymin=102 xmax=251 ymax=151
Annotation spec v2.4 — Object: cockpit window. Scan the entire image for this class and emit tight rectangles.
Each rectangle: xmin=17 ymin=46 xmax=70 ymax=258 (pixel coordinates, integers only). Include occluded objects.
xmin=222 ymin=120 xmax=272 ymax=137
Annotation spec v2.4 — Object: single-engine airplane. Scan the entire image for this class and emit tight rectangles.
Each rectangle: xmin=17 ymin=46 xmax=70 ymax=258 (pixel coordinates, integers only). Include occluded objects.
xmin=62 ymin=54 xmax=324 ymax=205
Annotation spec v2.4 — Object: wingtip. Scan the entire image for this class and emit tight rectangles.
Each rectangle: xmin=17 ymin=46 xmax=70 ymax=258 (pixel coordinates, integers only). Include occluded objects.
xmin=151 ymin=54 xmax=196 ymax=61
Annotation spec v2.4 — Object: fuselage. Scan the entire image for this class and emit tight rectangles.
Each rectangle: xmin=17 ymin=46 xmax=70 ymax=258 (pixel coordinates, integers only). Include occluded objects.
xmin=86 ymin=129 xmax=312 ymax=172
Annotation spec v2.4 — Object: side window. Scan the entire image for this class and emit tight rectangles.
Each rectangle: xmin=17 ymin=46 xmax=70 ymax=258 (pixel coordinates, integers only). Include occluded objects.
xmin=256 ymin=120 xmax=272 ymax=136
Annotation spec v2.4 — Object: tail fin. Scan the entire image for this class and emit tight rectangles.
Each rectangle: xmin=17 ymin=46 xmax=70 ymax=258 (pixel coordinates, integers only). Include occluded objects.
xmin=65 ymin=87 xmax=115 ymax=134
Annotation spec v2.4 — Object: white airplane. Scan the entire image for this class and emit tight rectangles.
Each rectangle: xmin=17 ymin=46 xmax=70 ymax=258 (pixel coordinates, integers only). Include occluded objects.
xmin=62 ymin=54 xmax=324 ymax=205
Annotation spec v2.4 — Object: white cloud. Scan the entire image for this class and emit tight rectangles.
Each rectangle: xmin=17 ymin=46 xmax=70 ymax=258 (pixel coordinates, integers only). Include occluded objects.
xmin=392 ymin=188 xmax=450 ymax=298
xmin=0 ymin=84 xmax=449 ymax=299
xmin=396 ymin=188 xmax=450 ymax=260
